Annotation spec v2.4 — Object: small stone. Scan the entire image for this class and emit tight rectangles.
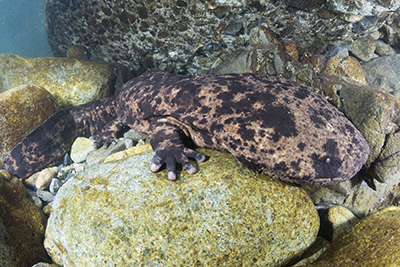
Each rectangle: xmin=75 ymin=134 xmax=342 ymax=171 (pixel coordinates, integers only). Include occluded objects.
xmin=284 ymin=0 xmax=322 ymax=11
xmin=70 ymin=137 xmax=95 ymax=163
xmin=282 ymin=40 xmax=299 ymax=61
xmin=86 ymin=138 xmax=127 ymax=167
xmin=223 ymin=21 xmax=243 ymax=35
xmin=0 ymin=169 xmax=12 ymax=181
xmin=349 ymin=37 xmax=377 ymax=62
xmin=49 ymin=178 xmax=63 ymax=194
xmin=125 ymin=138 xmax=134 ymax=149
xmin=363 ymin=54 xmax=400 ymax=97
xmin=32 ymin=262 xmax=54 ymax=267
xmin=369 ymin=30 xmax=380 ymax=40
xmin=320 ymin=56 xmax=366 ymax=108
xmin=103 ymin=150 xmax=128 ymax=163
xmin=36 ymin=190 xmax=55 ymax=203
xmin=67 ymin=45 xmax=88 ymax=59
xmin=24 ymin=166 xmax=59 ymax=190
xmin=374 ymin=40 xmax=395 ymax=56
xmin=324 ymin=45 xmax=349 ymax=57
xmin=328 ymin=205 xmax=360 ymax=240
xmin=249 ymin=25 xmax=279 ymax=47
xmin=43 ymin=203 xmax=53 ymax=215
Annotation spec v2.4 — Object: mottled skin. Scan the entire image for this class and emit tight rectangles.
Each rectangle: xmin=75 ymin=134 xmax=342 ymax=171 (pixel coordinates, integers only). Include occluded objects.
xmin=4 ymin=71 xmax=369 ymax=185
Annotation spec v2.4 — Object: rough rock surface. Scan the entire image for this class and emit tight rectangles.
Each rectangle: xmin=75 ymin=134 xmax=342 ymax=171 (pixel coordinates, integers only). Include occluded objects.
xmin=44 ymin=148 xmax=319 ymax=266
xmin=0 ymin=173 xmax=49 ymax=267
xmin=0 ymin=53 xmax=131 ymax=108
xmin=326 ymin=0 xmax=400 ymax=17
xmin=308 ymin=206 xmax=400 ymax=266
xmin=0 ymin=84 xmax=58 ymax=168
xmin=362 ymin=54 xmax=400 ymax=98
xmin=44 ymin=0 xmax=387 ymax=75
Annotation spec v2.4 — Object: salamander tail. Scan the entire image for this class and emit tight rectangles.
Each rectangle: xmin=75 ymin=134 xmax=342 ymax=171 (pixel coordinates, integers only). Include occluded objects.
xmin=3 ymin=109 xmax=79 ymax=178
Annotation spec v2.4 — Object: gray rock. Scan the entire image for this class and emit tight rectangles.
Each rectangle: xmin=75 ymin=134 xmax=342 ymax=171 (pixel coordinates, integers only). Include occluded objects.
xmin=36 ymin=190 xmax=55 ymax=203
xmin=348 ymin=37 xmax=377 ymax=62
xmin=375 ymin=40 xmax=395 ymax=56
xmin=49 ymin=178 xmax=63 ymax=194
xmin=85 ymin=138 xmax=127 ymax=167
xmin=44 ymin=148 xmax=319 ymax=266
xmin=362 ymin=54 xmax=400 ymax=97
xmin=326 ymin=0 xmax=400 ymax=17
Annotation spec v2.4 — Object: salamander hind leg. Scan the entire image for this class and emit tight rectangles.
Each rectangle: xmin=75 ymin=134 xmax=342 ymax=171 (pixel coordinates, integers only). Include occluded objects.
xmin=148 ymin=118 xmax=206 ymax=180
xmin=90 ymin=118 xmax=130 ymax=148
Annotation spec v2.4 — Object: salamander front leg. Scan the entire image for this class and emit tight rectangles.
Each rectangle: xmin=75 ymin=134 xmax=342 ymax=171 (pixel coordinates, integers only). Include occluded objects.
xmin=148 ymin=119 xmax=206 ymax=180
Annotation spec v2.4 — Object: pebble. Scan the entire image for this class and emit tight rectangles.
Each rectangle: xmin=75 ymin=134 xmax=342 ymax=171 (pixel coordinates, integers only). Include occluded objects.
xmin=223 ymin=21 xmax=243 ymax=35
xmin=70 ymin=137 xmax=95 ymax=163
xmin=348 ymin=37 xmax=377 ymax=62
xmin=36 ymin=189 xmax=55 ymax=203
xmin=24 ymin=166 xmax=59 ymax=190
xmin=49 ymin=178 xmax=63 ymax=194
xmin=328 ymin=205 xmax=360 ymax=240
xmin=375 ymin=40 xmax=395 ymax=56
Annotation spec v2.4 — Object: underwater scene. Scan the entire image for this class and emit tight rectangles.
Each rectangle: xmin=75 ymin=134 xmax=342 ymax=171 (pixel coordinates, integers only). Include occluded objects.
xmin=1 ymin=0 xmax=400 ymax=266
xmin=0 ymin=0 xmax=52 ymax=57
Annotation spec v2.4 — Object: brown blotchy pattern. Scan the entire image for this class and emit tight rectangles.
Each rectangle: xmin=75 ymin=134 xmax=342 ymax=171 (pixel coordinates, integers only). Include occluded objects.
xmin=4 ymin=71 xmax=369 ymax=185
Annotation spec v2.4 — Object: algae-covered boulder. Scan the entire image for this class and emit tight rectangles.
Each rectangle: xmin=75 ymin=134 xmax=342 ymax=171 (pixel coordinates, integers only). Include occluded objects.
xmin=0 ymin=172 xmax=49 ymax=267
xmin=0 ymin=53 xmax=123 ymax=108
xmin=308 ymin=206 xmax=400 ymax=266
xmin=44 ymin=148 xmax=319 ymax=266
xmin=0 ymin=84 xmax=58 ymax=167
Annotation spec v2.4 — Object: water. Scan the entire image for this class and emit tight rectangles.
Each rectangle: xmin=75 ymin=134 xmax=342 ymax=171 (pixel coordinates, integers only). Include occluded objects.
xmin=0 ymin=0 xmax=53 ymax=57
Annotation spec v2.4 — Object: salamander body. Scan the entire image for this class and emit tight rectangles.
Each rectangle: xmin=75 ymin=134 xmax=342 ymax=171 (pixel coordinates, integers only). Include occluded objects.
xmin=3 ymin=71 xmax=369 ymax=185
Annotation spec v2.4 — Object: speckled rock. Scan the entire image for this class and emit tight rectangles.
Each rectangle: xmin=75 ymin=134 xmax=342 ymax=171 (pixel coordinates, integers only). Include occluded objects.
xmin=320 ymin=56 xmax=366 ymax=109
xmin=308 ymin=206 xmax=400 ymax=266
xmin=348 ymin=36 xmax=377 ymax=62
xmin=0 ymin=53 xmax=131 ymax=108
xmin=375 ymin=40 xmax=396 ymax=56
xmin=70 ymin=137 xmax=95 ymax=163
xmin=0 ymin=173 xmax=49 ymax=267
xmin=44 ymin=0 xmax=378 ymax=75
xmin=326 ymin=0 xmax=400 ymax=17
xmin=362 ymin=54 xmax=400 ymax=98
xmin=44 ymin=148 xmax=319 ymax=266
xmin=340 ymin=84 xmax=399 ymax=166
xmin=0 ymin=84 xmax=58 ymax=168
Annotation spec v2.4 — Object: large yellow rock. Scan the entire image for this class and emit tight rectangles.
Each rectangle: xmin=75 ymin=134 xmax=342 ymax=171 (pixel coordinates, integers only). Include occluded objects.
xmin=0 ymin=84 xmax=58 ymax=167
xmin=44 ymin=148 xmax=319 ymax=266
xmin=0 ymin=53 xmax=116 ymax=108
xmin=308 ymin=206 xmax=400 ymax=266
xmin=0 ymin=172 xmax=49 ymax=267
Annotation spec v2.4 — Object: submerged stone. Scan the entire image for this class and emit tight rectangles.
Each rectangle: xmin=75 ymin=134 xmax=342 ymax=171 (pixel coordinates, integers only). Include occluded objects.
xmin=44 ymin=148 xmax=319 ymax=266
